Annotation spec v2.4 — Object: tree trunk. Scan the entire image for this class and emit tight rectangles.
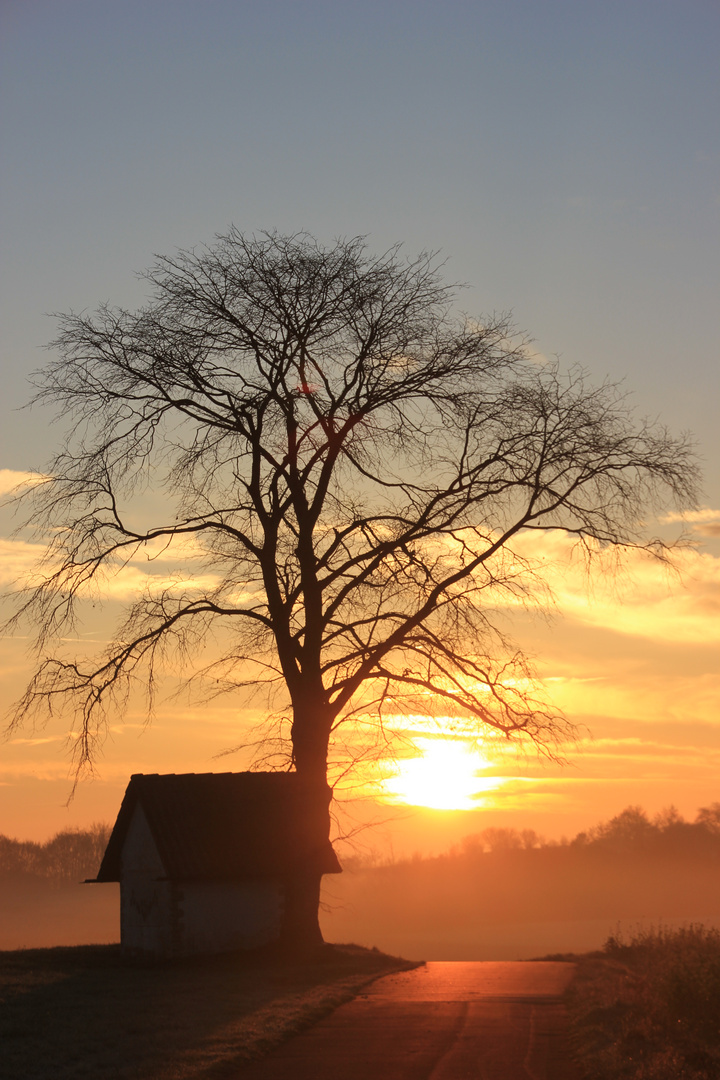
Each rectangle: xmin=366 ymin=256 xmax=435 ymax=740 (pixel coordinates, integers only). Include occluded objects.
xmin=281 ymin=701 xmax=335 ymax=950
xmin=280 ymin=871 xmax=324 ymax=951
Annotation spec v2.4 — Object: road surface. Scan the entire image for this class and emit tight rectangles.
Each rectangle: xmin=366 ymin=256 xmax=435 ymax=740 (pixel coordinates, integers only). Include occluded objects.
xmin=237 ymin=960 xmax=579 ymax=1079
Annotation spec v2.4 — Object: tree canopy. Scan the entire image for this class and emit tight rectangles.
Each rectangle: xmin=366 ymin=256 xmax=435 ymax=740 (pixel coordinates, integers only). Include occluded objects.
xmin=7 ymin=230 xmax=699 ymax=788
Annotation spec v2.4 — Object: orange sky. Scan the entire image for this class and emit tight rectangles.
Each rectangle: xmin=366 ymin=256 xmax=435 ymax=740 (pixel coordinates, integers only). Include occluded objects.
xmin=1 ymin=469 xmax=718 ymax=855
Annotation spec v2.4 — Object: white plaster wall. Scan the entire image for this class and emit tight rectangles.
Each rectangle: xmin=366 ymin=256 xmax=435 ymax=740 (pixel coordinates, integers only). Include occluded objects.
xmin=178 ymin=880 xmax=284 ymax=954
xmin=121 ymin=805 xmax=166 ymax=878
xmin=120 ymin=804 xmax=174 ymax=955
xmin=117 ymin=804 xmax=285 ymax=956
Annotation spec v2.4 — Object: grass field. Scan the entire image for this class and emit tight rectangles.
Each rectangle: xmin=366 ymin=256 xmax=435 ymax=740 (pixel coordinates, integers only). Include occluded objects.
xmin=7 ymin=924 xmax=719 ymax=1079
xmin=566 ymin=925 xmax=720 ymax=1080
xmin=0 ymin=942 xmax=418 ymax=1080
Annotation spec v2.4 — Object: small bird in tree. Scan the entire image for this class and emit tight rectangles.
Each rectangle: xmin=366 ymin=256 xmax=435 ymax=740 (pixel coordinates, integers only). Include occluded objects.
xmin=4 ymin=229 xmax=699 ymax=945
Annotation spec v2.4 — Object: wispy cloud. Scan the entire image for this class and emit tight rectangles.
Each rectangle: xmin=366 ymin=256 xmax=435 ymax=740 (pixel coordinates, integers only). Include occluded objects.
xmin=8 ymin=736 xmax=64 ymax=746
xmin=662 ymin=508 xmax=720 ymax=524
xmin=539 ymin=669 xmax=720 ymax=727
xmin=0 ymin=535 xmax=221 ymax=599
xmin=511 ymin=531 xmax=720 ymax=645
xmin=0 ymin=469 xmax=45 ymax=499
xmin=661 ymin=507 xmax=720 ymax=538
xmin=0 ymin=538 xmax=48 ymax=588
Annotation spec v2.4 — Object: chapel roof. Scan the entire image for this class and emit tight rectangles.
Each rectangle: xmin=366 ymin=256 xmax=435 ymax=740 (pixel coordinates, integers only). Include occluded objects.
xmin=95 ymin=771 xmax=341 ymax=882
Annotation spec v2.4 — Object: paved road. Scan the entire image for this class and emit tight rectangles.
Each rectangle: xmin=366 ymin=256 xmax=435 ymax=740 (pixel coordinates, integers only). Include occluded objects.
xmin=238 ymin=961 xmax=579 ymax=1079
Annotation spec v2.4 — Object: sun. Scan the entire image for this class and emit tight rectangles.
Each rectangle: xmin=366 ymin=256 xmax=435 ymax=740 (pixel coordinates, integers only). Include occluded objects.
xmin=383 ymin=738 xmax=501 ymax=810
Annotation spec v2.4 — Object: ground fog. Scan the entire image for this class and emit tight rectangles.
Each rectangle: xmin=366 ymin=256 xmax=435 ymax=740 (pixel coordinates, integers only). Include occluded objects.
xmin=320 ymin=805 xmax=720 ymax=959
xmin=2 ymin=805 xmax=719 ymax=958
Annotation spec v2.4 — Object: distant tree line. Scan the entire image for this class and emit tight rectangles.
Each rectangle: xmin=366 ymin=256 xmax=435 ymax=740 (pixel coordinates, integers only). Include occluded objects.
xmin=345 ymin=804 xmax=720 ymax=870
xmin=0 ymin=824 xmax=111 ymax=886
xmin=455 ymin=803 xmax=720 ymax=860
xmin=327 ymin=804 xmax=720 ymax=955
xmin=4 ymin=804 xmax=719 ymax=884
xmin=571 ymin=804 xmax=720 ymax=856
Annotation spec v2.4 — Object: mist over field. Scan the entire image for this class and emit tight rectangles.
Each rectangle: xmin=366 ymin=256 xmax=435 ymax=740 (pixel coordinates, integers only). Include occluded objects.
xmin=320 ymin=812 xmax=720 ymax=960
xmin=2 ymin=806 xmax=719 ymax=958
xmin=0 ymin=825 xmax=117 ymax=950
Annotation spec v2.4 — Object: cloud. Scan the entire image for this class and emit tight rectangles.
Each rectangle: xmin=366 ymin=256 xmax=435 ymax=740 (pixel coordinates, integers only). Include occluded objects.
xmin=8 ymin=736 xmax=64 ymax=747
xmin=576 ymin=734 xmax=720 ymax=769
xmin=0 ymin=535 xmax=222 ymax=599
xmin=0 ymin=469 xmax=45 ymax=499
xmin=510 ymin=530 xmax=720 ymax=646
xmin=662 ymin=508 xmax=720 ymax=524
xmin=540 ymin=669 xmax=720 ymax=727
xmin=524 ymin=346 xmax=553 ymax=367
xmin=0 ymin=538 xmax=48 ymax=588
xmin=124 ymin=533 xmax=209 ymax=564
xmin=661 ymin=508 xmax=720 ymax=538
xmin=90 ymin=564 xmax=222 ymax=602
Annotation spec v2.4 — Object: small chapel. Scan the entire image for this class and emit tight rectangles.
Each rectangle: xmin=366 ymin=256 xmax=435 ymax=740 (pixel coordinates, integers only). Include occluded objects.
xmin=93 ymin=771 xmax=341 ymax=957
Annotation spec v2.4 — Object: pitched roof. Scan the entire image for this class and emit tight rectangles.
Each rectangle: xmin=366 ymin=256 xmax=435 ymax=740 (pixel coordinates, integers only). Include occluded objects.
xmin=95 ymin=771 xmax=341 ymax=882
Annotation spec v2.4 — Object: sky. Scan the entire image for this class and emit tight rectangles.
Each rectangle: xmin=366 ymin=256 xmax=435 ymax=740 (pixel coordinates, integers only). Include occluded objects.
xmin=0 ymin=0 xmax=718 ymax=851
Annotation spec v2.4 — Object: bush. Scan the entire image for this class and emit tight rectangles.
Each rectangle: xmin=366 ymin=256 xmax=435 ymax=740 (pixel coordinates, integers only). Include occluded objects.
xmin=569 ymin=924 xmax=720 ymax=1080
xmin=605 ymin=924 xmax=720 ymax=1045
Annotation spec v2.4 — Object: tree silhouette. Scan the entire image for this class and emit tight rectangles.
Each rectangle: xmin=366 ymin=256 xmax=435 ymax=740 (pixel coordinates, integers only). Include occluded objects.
xmin=6 ymin=230 xmax=698 ymax=943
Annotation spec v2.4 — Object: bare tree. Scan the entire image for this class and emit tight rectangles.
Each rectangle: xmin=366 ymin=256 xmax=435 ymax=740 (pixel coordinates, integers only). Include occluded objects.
xmin=5 ymin=230 xmax=698 ymax=943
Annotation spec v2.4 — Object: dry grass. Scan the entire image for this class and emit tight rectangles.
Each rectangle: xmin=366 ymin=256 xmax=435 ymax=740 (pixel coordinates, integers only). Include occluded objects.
xmin=565 ymin=925 xmax=720 ymax=1080
xmin=0 ymin=942 xmax=419 ymax=1080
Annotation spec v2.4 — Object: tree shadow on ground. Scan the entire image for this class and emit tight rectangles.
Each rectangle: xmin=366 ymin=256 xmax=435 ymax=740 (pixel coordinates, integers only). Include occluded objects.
xmin=0 ymin=943 xmax=413 ymax=1080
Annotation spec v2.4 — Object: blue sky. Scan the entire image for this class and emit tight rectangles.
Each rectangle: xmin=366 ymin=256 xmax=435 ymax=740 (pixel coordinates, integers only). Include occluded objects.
xmin=2 ymin=0 xmax=718 ymax=473
xmin=1 ymin=0 xmax=718 ymax=841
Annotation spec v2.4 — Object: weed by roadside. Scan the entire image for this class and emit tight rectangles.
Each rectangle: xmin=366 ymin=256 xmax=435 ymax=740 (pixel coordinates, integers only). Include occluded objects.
xmin=566 ymin=924 xmax=720 ymax=1080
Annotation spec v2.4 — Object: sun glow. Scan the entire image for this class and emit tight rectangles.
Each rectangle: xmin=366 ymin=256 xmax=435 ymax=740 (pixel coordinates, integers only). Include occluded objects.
xmin=383 ymin=738 xmax=502 ymax=810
